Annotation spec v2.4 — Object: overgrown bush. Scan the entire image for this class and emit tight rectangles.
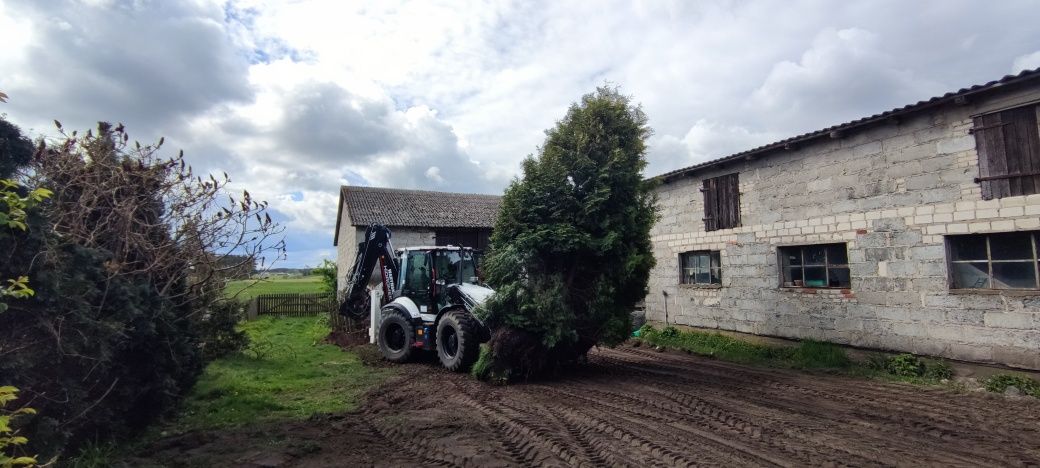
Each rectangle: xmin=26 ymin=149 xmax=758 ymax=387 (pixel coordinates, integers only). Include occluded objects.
xmin=0 ymin=120 xmax=281 ymax=458
xmin=477 ymin=87 xmax=656 ymax=380
xmin=984 ymin=374 xmax=1040 ymax=397
xmin=886 ymin=354 xmax=926 ymax=377
xmin=923 ymin=360 xmax=953 ymax=380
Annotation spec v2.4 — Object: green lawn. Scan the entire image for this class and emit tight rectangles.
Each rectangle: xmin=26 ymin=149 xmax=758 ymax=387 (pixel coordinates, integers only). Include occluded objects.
xmin=224 ymin=275 xmax=326 ymax=300
xmin=169 ymin=317 xmax=390 ymax=432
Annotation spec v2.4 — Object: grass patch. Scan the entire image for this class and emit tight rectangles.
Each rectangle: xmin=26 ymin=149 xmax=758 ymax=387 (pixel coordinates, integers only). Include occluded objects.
xmin=638 ymin=325 xmax=957 ymax=386
xmin=169 ymin=316 xmax=390 ymax=432
xmin=224 ymin=275 xmax=325 ymax=300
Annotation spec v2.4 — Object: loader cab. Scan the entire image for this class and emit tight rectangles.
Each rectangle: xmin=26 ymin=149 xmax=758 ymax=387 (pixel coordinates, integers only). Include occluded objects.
xmin=398 ymin=246 xmax=483 ymax=313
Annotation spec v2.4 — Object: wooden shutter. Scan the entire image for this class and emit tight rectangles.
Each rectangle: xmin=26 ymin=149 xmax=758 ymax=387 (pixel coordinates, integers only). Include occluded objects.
xmin=720 ymin=173 xmax=740 ymax=229
xmin=973 ymin=104 xmax=1040 ymax=199
xmin=702 ymin=178 xmax=717 ymax=231
xmin=702 ymin=173 xmax=740 ymax=231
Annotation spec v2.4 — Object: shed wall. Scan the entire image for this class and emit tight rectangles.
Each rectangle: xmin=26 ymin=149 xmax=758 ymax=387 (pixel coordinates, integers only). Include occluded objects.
xmin=647 ymin=85 xmax=1040 ymax=369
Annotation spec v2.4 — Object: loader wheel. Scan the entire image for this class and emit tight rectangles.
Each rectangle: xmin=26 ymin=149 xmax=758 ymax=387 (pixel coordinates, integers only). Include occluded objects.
xmin=378 ymin=308 xmax=414 ymax=363
xmin=436 ymin=310 xmax=480 ymax=372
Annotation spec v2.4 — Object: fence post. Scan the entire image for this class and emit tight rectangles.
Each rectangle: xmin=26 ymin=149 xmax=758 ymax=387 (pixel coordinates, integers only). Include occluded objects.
xmin=247 ymin=297 xmax=258 ymax=320
xmin=369 ymin=289 xmax=382 ymax=344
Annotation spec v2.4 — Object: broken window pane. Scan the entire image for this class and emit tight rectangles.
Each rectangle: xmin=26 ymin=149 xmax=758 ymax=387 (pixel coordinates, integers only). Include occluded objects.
xmin=992 ymin=262 xmax=1037 ymax=289
xmin=826 ymin=244 xmax=848 ymax=265
xmin=710 ymin=251 xmax=721 ymax=270
xmin=710 ymin=267 xmax=721 ymax=284
xmin=950 ymin=262 xmax=989 ymax=288
xmin=950 ymin=236 xmax=987 ymax=261
xmin=989 ymin=232 xmax=1034 ymax=260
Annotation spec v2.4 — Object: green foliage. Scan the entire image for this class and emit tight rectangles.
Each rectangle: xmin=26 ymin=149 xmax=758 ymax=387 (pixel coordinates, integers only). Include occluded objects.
xmin=470 ymin=345 xmax=509 ymax=385
xmin=480 ymin=86 xmax=657 ymax=378
xmin=983 ymin=374 xmax=1040 ymax=398
xmin=0 ymin=179 xmax=52 ymax=232
xmin=923 ymin=360 xmax=953 ymax=380
xmin=0 ymin=387 xmax=37 ymax=468
xmin=65 ymin=442 xmax=114 ymax=468
xmin=0 ymin=178 xmax=50 ymax=314
xmin=789 ymin=340 xmax=851 ymax=369
xmin=660 ymin=326 xmax=680 ymax=339
xmin=885 ymin=354 xmax=926 ymax=377
xmin=640 ymin=326 xmax=785 ymax=364
xmin=171 ymin=317 xmax=390 ymax=431
xmin=197 ymin=301 xmax=250 ymax=362
xmin=312 ymin=260 xmax=338 ymax=294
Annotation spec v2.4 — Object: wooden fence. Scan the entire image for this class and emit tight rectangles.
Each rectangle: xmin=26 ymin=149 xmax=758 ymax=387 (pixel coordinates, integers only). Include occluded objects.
xmin=247 ymin=292 xmax=337 ymax=319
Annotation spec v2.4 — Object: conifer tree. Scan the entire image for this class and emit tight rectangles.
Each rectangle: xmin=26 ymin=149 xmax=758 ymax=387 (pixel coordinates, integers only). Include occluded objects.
xmin=475 ymin=87 xmax=656 ymax=380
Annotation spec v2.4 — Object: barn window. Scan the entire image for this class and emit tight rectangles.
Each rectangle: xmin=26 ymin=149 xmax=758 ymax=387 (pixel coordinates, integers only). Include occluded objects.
xmin=947 ymin=232 xmax=1040 ymax=290
xmin=779 ymin=244 xmax=850 ymax=288
xmin=702 ymin=173 xmax=740 ymax=231
xmin=679 ymin=251 xmax=721 ymax=285
xmin=971 ymin=103 xmax=1040 ymax=199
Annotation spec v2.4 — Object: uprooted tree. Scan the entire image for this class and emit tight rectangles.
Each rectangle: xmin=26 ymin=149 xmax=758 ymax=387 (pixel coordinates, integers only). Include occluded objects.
xmin=0 ymin=119 xmax=282 ymax=457
xmin=474 ymin=86 xmax=657 ymax=381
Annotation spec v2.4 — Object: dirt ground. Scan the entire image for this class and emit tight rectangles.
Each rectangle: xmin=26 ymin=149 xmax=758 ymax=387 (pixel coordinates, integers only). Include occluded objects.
xmin=127 ymin=344 xmax=1040 ymax=467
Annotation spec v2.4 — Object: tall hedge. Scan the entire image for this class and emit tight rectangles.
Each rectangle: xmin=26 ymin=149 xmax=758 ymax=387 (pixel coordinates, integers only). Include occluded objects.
xmin=476 ymin=87 xmax=656 ymax=380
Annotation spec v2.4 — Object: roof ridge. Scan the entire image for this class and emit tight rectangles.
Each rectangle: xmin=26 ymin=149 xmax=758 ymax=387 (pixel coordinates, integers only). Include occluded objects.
xmin=341 ymin=185 xmax=501 ymax=198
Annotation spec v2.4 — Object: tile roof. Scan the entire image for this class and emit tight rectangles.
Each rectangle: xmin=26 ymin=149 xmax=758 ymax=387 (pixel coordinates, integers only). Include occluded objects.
xmin=335 ymin=186 xmax=501 ymax=245
xmin=653 ymin=67 xmax=1040 ymax=182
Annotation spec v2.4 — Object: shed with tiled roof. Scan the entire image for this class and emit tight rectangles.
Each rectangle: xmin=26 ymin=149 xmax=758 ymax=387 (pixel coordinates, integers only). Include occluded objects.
xmin=334 ymin=186 xmax=501 ymax=293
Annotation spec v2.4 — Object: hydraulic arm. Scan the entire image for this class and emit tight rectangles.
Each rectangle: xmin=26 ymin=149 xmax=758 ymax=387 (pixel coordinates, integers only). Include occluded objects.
xmin=339 ymin=224 xmax=400 ymax=319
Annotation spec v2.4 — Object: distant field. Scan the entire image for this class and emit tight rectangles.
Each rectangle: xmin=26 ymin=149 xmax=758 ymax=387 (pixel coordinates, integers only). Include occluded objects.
xmin=224 ymin=275 xmax=326 ymax=300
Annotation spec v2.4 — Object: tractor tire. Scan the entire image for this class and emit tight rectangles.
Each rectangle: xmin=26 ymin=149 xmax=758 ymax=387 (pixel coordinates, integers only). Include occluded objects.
xmin=377 ymin=308 xmax=414 ymax=363
xmin=436 ymin=310 xmax=480 ymax=372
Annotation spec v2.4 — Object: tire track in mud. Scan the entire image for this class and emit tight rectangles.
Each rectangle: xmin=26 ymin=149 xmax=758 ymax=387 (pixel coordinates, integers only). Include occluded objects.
xmin=342 ymin=346 xmax=1040 ymax=467
xmin=601 ymin=347 xmax=1040 ymax=446
xmin=616 ymin=348 xmax=1040 ymax=463
xmin=591 ymin=349 xmax=1039 ymax=466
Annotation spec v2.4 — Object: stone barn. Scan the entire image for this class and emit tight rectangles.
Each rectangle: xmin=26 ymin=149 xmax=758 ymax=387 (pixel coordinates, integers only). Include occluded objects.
xmin=646 ymin=68 xmax=1040 ymax=369
xmin=334 ymin=186 xmax=501 ymax=294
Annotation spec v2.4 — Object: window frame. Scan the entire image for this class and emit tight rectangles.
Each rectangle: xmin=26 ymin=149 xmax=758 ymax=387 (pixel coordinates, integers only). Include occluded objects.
xmin=945 ymin=231 xmax=1040 ymax=291
xmin=777 ymin=243 xmax=851 ymax=289
xmin=678 ymin=250 xmax=722 ymax=286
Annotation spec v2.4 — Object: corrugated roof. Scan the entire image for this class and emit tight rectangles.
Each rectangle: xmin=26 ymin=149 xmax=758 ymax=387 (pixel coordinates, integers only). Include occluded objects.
xmin=653 ymin=67 xmax=1040 ymax=182
xmin=335 ymin=186 xmax=501 ymax=245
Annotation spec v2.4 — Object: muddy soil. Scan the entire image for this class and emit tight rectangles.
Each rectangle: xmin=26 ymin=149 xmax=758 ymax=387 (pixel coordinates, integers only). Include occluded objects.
xmin=126 ymin=344 xmax=1040 ymax=467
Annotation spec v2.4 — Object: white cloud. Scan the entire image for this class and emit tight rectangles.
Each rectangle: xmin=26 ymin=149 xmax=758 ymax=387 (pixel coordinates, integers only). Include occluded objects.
xmin=749 ymin=28 xmax=944 ymax=135
xmin=1012 ymin=51 xmax=1040 ymax=74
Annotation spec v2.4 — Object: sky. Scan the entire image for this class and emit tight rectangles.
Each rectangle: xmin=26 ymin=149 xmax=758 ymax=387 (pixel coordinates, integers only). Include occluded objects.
xmin=2 ymin=0 xmax=1039 ymax=268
